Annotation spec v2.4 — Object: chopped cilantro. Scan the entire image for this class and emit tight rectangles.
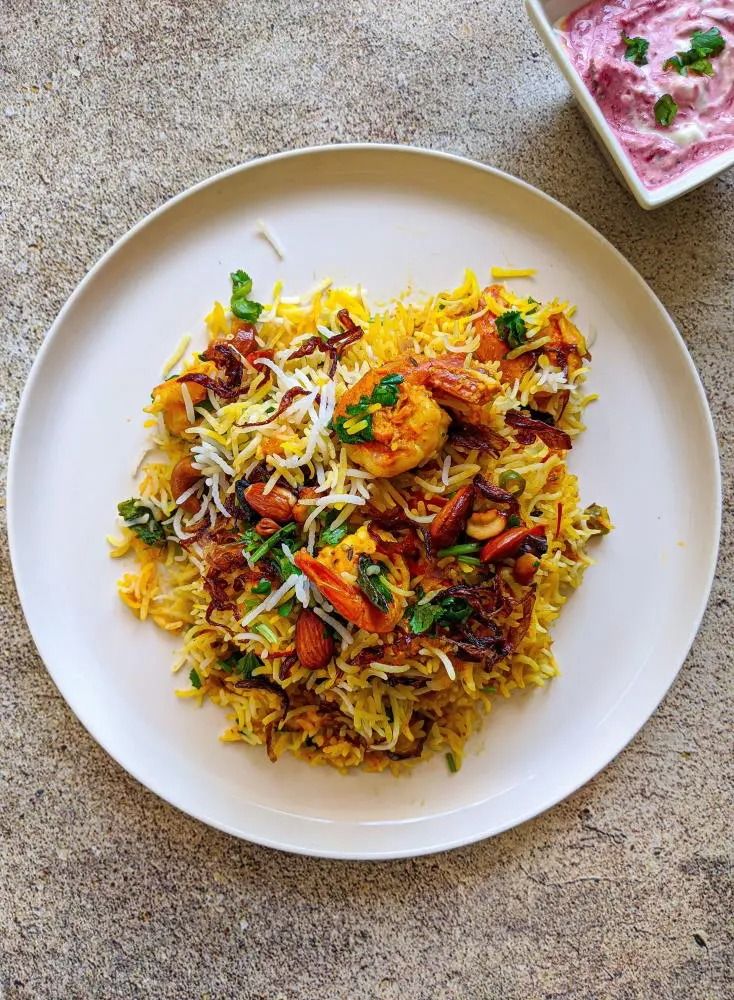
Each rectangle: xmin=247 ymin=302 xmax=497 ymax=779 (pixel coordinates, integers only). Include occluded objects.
xmin=189 ymin=668 xmax=202 ymax=689
xmin=495 ymin=310 xmax=528 ymax=350
xmin=278 ymin=597 xmax=295 ymax=617
xmin=318 ymin=522 xmax=350 ymax=547
xmin=242 ymin=522 xmax=298 ymax=566
xmin=690 ymin=27 xmax=725 ymax=57
xmin=230 ymin=269 xmax=263 ymax=322
xmin=370 ymin=373 xmax=404 ymax=406
xmin=252 ymin=578 xmax=272 ymax=595
xmin=332 ymin=409 xmax=374 ymax=444
xmin=407 ymin=594 xmax=472 ymax=635
xmin=117 ymin=498 xmax=167 ymax=546
xmin=219 ymin=651 xmax=261 ymax=677
xmin=267 ymin=545 xmax=302 ymax=581
xmin=622 ymin=34 xmax=649 ymax=66
xmin=253 ymin=623 xmax=278 ymax=643
xmin=331 ymin=374 xmax=405 ymax=443
xmin=117 ymin=498 xmax=139 ymax=520
xmin=654 ymin=93 xmax=678 ymax=127
xmin=664 ymin=27 xmax=724 ymax=76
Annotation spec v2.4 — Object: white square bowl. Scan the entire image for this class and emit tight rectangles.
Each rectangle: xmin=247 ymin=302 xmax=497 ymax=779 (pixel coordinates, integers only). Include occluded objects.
xmin=526 ymin=0 xmax=734 ymax=209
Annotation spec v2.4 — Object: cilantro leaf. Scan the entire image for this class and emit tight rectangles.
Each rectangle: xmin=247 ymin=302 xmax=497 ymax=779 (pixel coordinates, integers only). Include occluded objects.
xmin=407 ymin=595 xmax=472 ymax=635
xmin=495 ymin=310 xmax=528 ymax=350
xmin=319 ymin=524 xmax=350 ymax=547
xmin=407 ymin=603 xmax=442 ymax=635
xmin=230 ymin=270 xmax=253 ymax=294
xmin=332 ymin=412 xmax=374 ymax=444
xmin=331 ymin=374 xmax=405 ymax=443
xmin=230 ymin=269 xmax=263 ymax=322
xmin=219 ymin=651 xmax=261 ymax=677
xmin=356 ymin=555 xmax=393 ymax=613
xmin=189 ymin=668 xmax=202 ymax=689
xmin=231 ymin=298 xmax=263 ymax=322
xmin=622 ymin=34 xmax=649 ymax=66
xmin=267 ymin=546 xmax=302 ymax=581
xmin=664 ymin=27 xmax=724 ymax=75
xmin=134 ymin=520 xmax=167 ymax=546
xmin=117 ymin=498 xmax=167 ymax=546
xmin=370 ymin=373 xmax=404 ymax=406
xmin=686 ymin=57 xmax=714 ymax=75
xmin=690 ymin=27 xmax=725 ymax=58
xmin=436 ymin=596 xmax=472 ymax=625
xmin=654 ymin=93 xmax=678 ymax=127
xmin=117 ymin=498 xmax=139 ymax=521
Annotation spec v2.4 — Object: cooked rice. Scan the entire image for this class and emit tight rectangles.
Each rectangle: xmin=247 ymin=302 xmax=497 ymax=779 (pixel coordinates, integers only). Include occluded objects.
xmin=109 ymin=269 xmax=609 ymax=774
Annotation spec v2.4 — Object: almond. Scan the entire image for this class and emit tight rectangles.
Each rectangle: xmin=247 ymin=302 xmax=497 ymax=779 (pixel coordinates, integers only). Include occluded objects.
xmin=429 ymin=485 xmax=475 ymax=549
xmin=295 ymin=609 xmax=335 ymax=670
xmin=254 ymin=517 xmax=281 ymax=538
xmin=244 ymin=482 xmax=296 ymax=523
xmin=171 ymin=456 xmax=203 ymax=513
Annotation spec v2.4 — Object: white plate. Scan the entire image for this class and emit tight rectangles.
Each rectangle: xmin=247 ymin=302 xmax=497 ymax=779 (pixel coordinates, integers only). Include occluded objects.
xmin=8 ymin=145 xmax=720 ymax=859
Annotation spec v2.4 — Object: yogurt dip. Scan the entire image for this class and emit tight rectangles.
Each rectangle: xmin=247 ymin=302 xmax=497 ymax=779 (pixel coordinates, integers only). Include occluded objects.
xmin=558 ymin=1 xmax=734 ymax=188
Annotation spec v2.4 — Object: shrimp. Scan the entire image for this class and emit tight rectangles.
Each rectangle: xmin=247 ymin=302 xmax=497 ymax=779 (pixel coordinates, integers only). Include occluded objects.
xmin=333 ymin=356 xmax=496 ymax=478
xmin=476 ymin=286 xmax=588 ymax=384
xmin=294 ymin=526 xmax=407 ymax=634
xmin=475 ymin=285 xmax=535 ymax=384
xmin=542 ymin=312 xmax=588 ymax=378
xmin=150 ymin=373 xmax=209 ymax=436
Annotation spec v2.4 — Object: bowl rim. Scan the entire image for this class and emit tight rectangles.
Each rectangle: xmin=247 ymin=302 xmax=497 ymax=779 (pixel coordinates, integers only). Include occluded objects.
xmin=7 ymin=143 xmax=723 ymax=859
xmin=525 ymin=0 xmax=734 ymax=209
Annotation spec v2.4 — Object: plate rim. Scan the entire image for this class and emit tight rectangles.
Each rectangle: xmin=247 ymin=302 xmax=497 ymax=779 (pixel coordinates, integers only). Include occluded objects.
xmin=7 ymin=142 xmax=722 ymax=859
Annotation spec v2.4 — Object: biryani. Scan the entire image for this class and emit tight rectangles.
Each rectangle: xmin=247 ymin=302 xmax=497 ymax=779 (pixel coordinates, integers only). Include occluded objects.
xmin=109 ymin=267 xmax=611 ymax=773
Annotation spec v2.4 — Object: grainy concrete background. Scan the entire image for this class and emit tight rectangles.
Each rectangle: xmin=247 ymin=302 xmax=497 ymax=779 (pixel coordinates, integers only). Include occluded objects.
xmin=1 ymin=2 xmax=732 ymax=998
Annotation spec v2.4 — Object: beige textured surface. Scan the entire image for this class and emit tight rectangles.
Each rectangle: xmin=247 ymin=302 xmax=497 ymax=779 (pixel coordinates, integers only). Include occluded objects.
xmin=1 ymin=2 xmax=732 ymax=997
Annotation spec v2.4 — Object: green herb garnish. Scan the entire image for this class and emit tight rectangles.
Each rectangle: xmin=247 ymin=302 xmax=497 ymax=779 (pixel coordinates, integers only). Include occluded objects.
xmin=622 ymin=34 xmax=649 ymax=66
xmin=654 ymin=93 xmax=678 ymax=127
xmin=370 ymin=373 xmax=404 ymax=406
xmin=242 ymin=522 xmax=297 ymax=565
xmin=219 ymin=651 xmax=261 ymax=678
xmin=332 ymin=406 xmax=375 ymax=444
xmin=457 ymin=555 xmax=481 ymax=566
xmin=690 ymin=26 xmax=725 ymax=57
xmin=495 ymin=310 xmax=528 ymax=350
xmin=446 ymin=752 xmax=458 ymax=774
xmin=663 ymin=26 xmax=724 ymax=75
xmin=356 ymin=555 xmax=393 ymax=612
xmin=253 ymin=623 xmax=278 ymax=644
xmin=189 ymin=668 xmax=202 ymax=689
xmin=406 ymin=595 xmax=472 ymax=635
xmin=331 ymin=373 xmax=405 ymax=443
xmin=117 ymin=498 xmax=166 ymax=546
xmin=252 ymin=578 xmax=272 ymax=595
xmin=230 ymin=269 xmax=263 ymax=323
xmin=318 ymin=522 xmax=350 ymax=547
xmin=278 ymin=597 xmax=295 ymax=617
xmin=436 ymin=543 xmax=482 ymax=558
xmin=267 ymin=545 xmax=303 ymax=581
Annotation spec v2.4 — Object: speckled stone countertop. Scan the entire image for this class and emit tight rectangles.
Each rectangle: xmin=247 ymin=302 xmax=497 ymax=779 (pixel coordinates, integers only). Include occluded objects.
xmin=1 ymin=2 xmax=732 ymax=997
